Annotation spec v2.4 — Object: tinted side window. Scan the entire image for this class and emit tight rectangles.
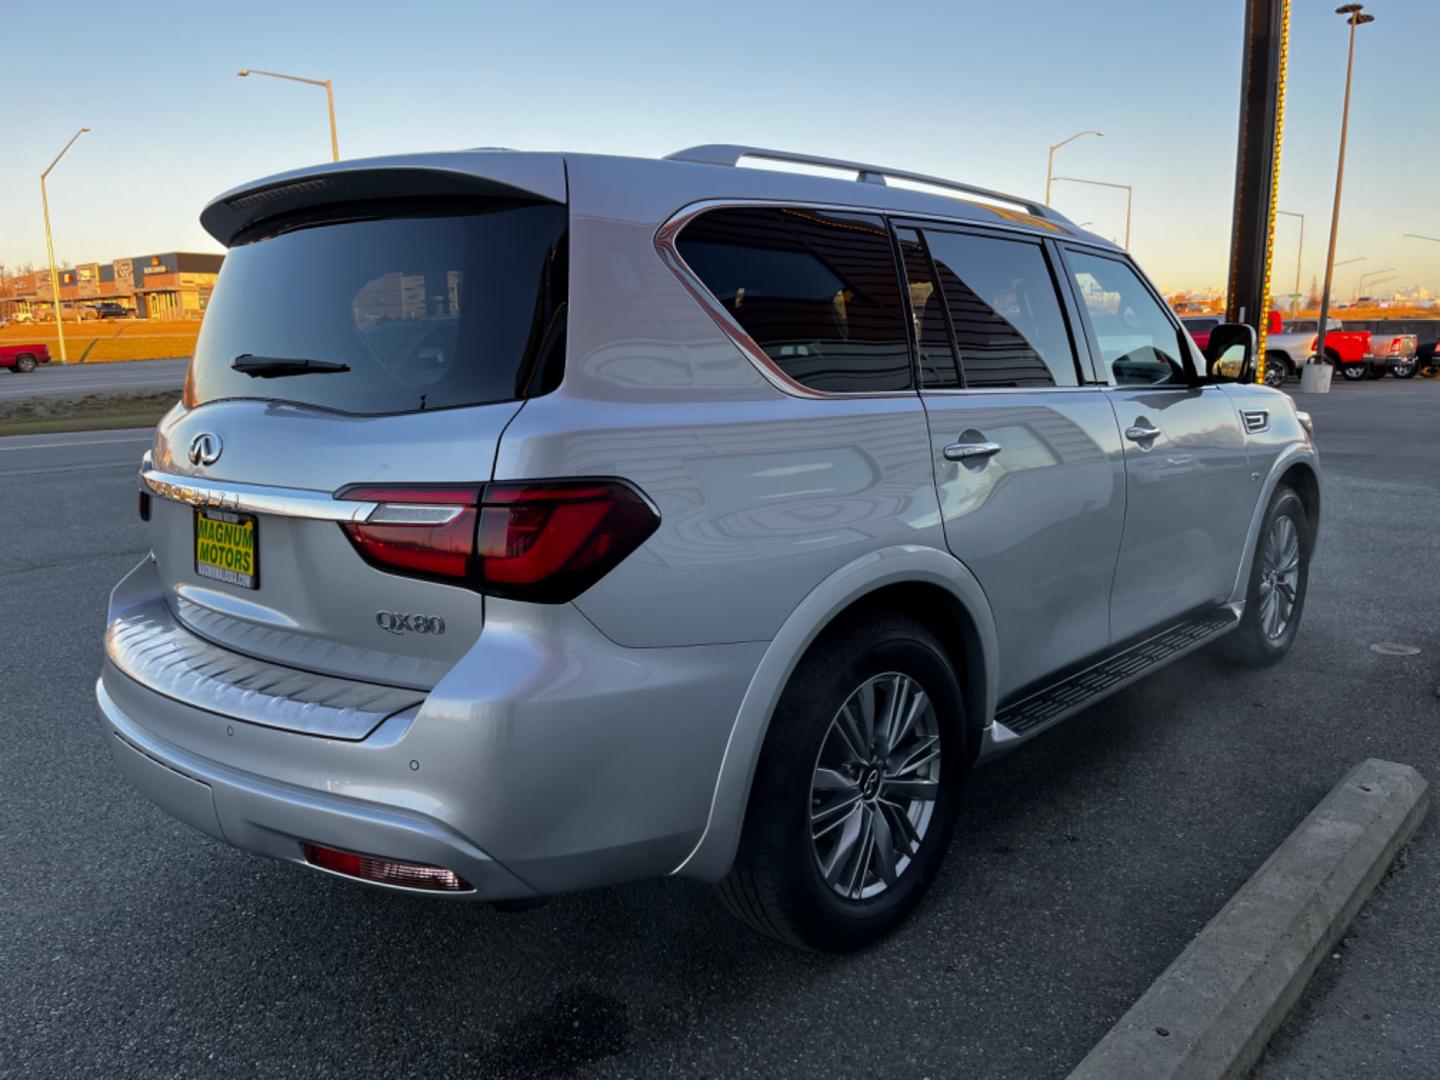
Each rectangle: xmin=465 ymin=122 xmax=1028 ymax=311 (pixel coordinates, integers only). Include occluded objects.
xmin=923 ymin=230 xmax=1078 ymax=388
xmin=894 ymin=227 xmax=960 ymax=388
xmin=1065 ymin=250 xmax=1189 ymax=386
xmin=676 ymin=207 xmax=911 ymax=393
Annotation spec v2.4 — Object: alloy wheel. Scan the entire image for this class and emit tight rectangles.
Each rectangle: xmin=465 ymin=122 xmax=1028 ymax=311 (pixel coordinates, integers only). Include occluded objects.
xmin=809 ymin=672 xmax=940 ymax=901
xmin=1257 ymin=515 xmax=1301 ymax=640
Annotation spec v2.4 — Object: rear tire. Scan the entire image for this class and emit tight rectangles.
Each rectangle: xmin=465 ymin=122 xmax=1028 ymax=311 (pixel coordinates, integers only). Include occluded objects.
xmin=1392 ymin=358 xmax=1418 ymax=379
xmin=1262 ymin=356 xmax=1289 ymax=388
xmin=1339 ymin=360 xmax=1368 ymax=381
xmin=718 ymin=613 xmax=966 ymax=952
xmin=1217 ymin=485 xmax=1310 ymax=667
xmin=14 ymin=354 xmax=37 ymax=374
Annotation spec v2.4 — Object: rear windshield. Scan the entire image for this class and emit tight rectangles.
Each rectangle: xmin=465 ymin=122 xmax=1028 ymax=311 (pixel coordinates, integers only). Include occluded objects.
xmin=189 ymin=200 xmax=567 ymax=415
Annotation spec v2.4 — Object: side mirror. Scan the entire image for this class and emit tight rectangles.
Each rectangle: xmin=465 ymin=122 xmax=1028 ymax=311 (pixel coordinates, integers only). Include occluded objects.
xmin=1204 ymin=323 xmax=1257 ymax=383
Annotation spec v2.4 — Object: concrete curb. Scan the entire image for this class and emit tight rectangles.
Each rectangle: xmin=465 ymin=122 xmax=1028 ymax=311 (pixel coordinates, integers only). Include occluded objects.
xmin=1069 ymin=758 xmax=1429 ymax=1080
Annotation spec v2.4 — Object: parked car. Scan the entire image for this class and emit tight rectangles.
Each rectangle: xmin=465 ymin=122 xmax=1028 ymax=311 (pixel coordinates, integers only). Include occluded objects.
xmin=1180 ymin=314 xmax=1219 ymax=351
xmin=89 ymin=301 xmax=131 ymax=320
xmin=99 ymin=146 xmax=1321 ymax=952
xmin=1337 ymin=318 xmax=1423 ymax=379
xmin=1268 ymin=317 xmax=1372 ymax=381
xmin=0 ymin=342 xmax=51 ymax=373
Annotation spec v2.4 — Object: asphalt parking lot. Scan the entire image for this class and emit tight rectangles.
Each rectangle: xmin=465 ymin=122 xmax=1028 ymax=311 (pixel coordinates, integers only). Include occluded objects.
xmin=2 ymin=380 xmax=1436 ymax=1080
xmin=0 ymin=357 xmax=188 ymax=401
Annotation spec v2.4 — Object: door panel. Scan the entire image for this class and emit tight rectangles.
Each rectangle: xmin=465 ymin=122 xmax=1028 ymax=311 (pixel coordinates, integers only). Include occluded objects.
xmin=1059 ymin=246 xmax=1255 ymax=641
xmin=1106 ymin=386 xmax=1253 ymax=639
xmin=922 ymin=391 xmax=1126 ymax=698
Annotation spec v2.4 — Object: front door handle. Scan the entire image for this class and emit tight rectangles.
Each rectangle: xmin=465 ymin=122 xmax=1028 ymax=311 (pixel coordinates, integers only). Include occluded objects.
xmin=943 ymin=441 xmax=1003 ymax=462
xmin=1125 ymin=424 xmax=1162 ymax=442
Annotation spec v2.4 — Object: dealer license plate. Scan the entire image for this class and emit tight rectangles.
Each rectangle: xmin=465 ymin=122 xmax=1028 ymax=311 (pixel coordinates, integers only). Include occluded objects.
xmin=194 ymin=509 xmax=259 ymax=590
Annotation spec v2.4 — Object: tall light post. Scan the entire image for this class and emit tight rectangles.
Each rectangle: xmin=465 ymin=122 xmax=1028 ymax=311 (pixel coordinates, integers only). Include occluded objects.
xmin=1045 ymin=130 xmax=1103 ymax=206
xmin=1051 ymin=176 xmax=1133 ymax=248
xmin=1276 ymin=210 xmax=1305 ymax=314
xmin=237 ymin=69 xmax=339 ymax=162
xmin=1354 ymin=267 xmax=1394 ymax=300
xmin=41 ymin=126 xmax=90 ymax=364
xmin=1314 ymin=3 xmax=1374 ymax=366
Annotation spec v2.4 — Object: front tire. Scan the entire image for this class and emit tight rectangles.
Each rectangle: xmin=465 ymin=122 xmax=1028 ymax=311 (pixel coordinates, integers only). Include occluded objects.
xmin=1219 ymin=485 xmax=1310 ymax=667
xmin=718 ymin=613 xmax=966 ymax=952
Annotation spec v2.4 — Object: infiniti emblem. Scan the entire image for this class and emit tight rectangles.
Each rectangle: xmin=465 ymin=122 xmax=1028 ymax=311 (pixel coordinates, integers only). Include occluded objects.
xmin=188 ymin=432 xmax=223 ymax=467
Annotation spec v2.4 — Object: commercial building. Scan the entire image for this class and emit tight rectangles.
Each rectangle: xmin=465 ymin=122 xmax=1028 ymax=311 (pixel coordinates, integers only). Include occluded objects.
xmin=6 ymin=252 xmax=223 ymax=320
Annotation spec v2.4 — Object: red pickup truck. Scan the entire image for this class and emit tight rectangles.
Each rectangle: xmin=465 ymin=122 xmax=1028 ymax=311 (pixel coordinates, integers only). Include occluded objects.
xmin=0 ymin=343 xmax=52 ymax=373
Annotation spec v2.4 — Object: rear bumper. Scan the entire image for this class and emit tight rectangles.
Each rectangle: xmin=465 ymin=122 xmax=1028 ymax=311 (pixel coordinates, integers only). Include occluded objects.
xmin=98 ymin=558 xmax=765 ymax=899
xmin=1370 ymin=353 xmax=1417 ymax=371
xmin=98 ymin=673 xmax=533 ymax=900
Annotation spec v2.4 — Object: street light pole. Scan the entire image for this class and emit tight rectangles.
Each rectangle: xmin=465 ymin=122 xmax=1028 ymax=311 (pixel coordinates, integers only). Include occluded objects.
xmin=1277 ymin=210 xmax=1305 ymax=315
xmin=1315 ymin=4 xmax=1374 ymax=366
xmin=1051 ymin=176 xmax=1133 ymax=248
xmin=237 ymin=69 xmax=340 ymax=162
xmin=40 ymin=126 xmax=90 ymax=365
xmin=1354 ymin=267 xmax=1394 ymax=300
xmin=1045 ymin=130 xmax=1103 ymax=206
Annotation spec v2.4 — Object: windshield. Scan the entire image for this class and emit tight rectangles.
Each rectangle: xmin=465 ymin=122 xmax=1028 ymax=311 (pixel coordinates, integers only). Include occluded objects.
xmin=188 ymin=200 xmax=567 ymax=415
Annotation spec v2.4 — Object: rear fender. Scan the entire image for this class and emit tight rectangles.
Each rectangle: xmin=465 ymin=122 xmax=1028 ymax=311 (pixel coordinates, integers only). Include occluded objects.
xmin=671 ymin=544 xmax=998 ymax=882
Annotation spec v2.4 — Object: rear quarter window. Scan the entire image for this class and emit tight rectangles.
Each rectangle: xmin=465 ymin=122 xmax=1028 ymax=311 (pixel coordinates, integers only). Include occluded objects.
xmin=675 ymin=206 xmax=912 ymax=393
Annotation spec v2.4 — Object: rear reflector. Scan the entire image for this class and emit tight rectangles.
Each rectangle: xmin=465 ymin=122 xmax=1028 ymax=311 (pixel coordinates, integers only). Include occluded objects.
xmin=302 ymin=843 xmax=472 ymax=892
xmin=336 ymin=478 xmax=658 ymax=603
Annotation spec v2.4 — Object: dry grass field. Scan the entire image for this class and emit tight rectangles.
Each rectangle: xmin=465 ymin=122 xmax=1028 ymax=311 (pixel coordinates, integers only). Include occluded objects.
xmin=0 ymin=319 xmax=199 ymax=362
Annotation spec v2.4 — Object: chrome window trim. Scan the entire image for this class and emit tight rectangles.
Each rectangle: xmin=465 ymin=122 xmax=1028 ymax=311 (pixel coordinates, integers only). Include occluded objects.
xmin=142 ymin=466 xmax=377 ymax=522
xmin=655 ymin=198 xmax=1085 ymax=402
xmin=919 ymin=386 xmax=1108 ymax=396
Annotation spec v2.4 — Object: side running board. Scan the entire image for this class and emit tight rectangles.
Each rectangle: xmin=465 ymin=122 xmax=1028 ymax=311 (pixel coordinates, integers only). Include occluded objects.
xmin=996 ymin=609 xmax=1241 ymax=737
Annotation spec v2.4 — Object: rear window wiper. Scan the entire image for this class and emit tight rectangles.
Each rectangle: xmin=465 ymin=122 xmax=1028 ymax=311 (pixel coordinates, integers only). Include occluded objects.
xmin=231 ymin=354 xmax=351 ymax=378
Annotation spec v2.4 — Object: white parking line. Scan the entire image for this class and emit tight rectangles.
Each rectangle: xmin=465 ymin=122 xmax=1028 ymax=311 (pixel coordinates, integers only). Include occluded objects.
xmin=0 ymin=434 xmax=153 ymax=452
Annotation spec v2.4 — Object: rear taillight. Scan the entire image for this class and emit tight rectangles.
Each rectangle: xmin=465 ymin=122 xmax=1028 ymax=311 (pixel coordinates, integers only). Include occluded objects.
xmin=337 ymin=479 xmax=658 ymax=603
xmin=338 ymin=485 xmax=482 ymax=583
xmin=303 ymin=843 xmax=472 ymax=892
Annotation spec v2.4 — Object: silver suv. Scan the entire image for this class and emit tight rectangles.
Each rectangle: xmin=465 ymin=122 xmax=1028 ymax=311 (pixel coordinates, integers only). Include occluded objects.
xmin=99 ymin=145 xmax=1320 ymax=951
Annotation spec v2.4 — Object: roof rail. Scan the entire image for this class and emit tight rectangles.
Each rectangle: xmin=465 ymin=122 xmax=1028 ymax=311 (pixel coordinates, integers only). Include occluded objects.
xmin=666 ymin=144 xmax=1069 ymax=224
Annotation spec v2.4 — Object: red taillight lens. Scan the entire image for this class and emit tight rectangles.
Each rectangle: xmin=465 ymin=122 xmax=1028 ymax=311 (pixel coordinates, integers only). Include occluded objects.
xmin=302 ymin=843 xmax=472 ymax=892
xmin=475 ymin=480 xmax=659 ymax=602
xmin=336 ymin=479 xmax=658 ymax=602
xmin=339 ymin=485 xmax=482 ymax=584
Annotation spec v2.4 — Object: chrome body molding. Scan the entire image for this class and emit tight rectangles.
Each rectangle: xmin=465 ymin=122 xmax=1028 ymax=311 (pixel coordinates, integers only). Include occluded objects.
xmin=142 ymin=465 xmax=377 ymax=522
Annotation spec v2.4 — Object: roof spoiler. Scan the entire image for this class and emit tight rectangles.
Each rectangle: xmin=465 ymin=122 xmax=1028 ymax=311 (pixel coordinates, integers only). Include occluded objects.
xmin=200 ymin=151 xmax=567 ymax=246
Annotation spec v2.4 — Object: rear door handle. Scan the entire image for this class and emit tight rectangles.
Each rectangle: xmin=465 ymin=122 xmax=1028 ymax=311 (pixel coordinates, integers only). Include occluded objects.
xmin=943 ymin=441 xmax=1003 ymax=462
xmin=1124 ymin=424 xmax=1162 ymax=442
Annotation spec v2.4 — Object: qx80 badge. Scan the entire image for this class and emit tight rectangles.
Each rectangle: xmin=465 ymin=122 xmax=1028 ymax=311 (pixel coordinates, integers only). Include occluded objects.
xmin=376 ymin=611 xmax=446 ymax=636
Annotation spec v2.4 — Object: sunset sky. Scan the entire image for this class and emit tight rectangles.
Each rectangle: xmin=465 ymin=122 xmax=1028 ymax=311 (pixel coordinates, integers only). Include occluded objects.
xmin=3 ymin=0 xmax=1435 ymax=296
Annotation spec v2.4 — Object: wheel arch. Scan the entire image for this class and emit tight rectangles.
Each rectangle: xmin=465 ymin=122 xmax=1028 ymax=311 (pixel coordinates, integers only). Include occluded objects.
xmin=1265 ymin=349 xmax=1294 ymax=375
xmin=1228 ymin=447 xmax=1322 ymax=605
xmin=670 ymin=545 xmax=998 ymax=883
